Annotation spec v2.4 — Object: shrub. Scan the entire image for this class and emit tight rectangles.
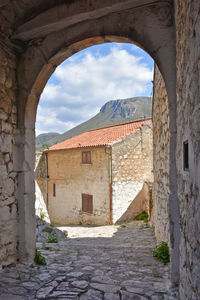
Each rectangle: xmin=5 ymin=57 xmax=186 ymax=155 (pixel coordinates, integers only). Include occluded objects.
xmin=135 ymin=212 xmax=148 ymax=223
xmin=153 ymin=241 xmax=170 ymax=264
xmin=120 ymin=224 xmax=127 ymax=228
xmin=34 ymin=249 xmax=46 ymax=265
xmin=42 ymin=246 xmax=52 ymax=251
xmin=40 ymin=211 xmax=45 ymax=221
xmin=42 ymin=226 xmax=52 ymax=233
xmin=63 ymin=230 xmax=68 ymax=238
xmin=46 ymin=234 xmax=58 ymax=243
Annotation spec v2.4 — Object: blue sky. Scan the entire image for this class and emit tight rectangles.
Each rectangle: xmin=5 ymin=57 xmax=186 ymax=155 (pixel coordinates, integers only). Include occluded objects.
xmin=36 ymin=43 xmax=154 ymax=136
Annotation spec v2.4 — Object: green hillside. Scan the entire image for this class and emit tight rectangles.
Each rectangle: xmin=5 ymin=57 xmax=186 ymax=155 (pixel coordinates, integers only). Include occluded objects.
xmin=36 ymin=132 xmax=60 ymax=149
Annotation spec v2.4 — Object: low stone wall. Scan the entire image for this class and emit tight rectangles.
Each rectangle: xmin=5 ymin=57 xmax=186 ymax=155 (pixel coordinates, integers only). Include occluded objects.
xmin=111 ymin=123 xmax=153 ymax=224
xmin=0 ymin=46 xmax=18 ymax=267
xmin=151 ymin=65 xmax=170 ymax=243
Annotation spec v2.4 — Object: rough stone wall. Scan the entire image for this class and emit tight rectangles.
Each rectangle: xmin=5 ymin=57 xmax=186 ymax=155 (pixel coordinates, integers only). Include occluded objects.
xmin=0 ymin=46 xmax=18 ymax=267
xmin=35 ymin=153 xmax=48 ymax=208
xmin=111 ymin=123 xmax=153 ymax=223
xmin=37 ymin=147 xmax=110 ymax=225
xmin=175 ymin=1 xmax=200 ymax=298
xmin=151 ymin=65 xmax=170 ymax=243
xmin=35 ymin=153 xmax=49 ymax=222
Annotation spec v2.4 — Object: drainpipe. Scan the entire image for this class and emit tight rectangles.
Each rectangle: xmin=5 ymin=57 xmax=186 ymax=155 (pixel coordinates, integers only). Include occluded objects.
xmin=140 ymin=126 xmax=144 ymax=153
xmin=45 ymin=153 xmax=49 ymax=210
xmin=105 ymin=146 xmax=112 ymax=224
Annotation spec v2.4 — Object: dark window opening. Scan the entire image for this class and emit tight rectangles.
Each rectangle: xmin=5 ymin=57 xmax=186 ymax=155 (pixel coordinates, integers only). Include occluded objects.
xmin=82 ymin=151 xmax=91 ymax=164
xmin=53 ymin=183 xmax=56 ymax=197
xmin=183 ymin=141 xmax=189 ymax=171
xmin=82 ymin=194 xmax=93 ymax=214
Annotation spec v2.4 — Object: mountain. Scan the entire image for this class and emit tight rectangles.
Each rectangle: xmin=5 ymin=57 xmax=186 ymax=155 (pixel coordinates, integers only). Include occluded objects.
xmin=36 ymin=132 xmax=60 ymax=148
xmin=36 ymin=97 xmax=152 ymax=151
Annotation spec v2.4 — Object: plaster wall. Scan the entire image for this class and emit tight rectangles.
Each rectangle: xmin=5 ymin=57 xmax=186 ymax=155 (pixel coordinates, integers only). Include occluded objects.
xmin=152 ymin=65 xmax=170 ymax=243
xmin=117 ymin=182 xmax=152 ymax=224
xmin=45 ymin=147 xmax=110 ymax=225
xmin=0 ymin=45 xmax=18 ymax=267
xmin=175 ymin=1 xmax=200 ymax=298
xmin=111 ymin=124 xmax=153 ymax=223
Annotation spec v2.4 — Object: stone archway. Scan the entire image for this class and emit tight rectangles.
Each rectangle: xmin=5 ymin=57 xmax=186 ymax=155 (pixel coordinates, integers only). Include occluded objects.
xmin=1 ymin=0 xmax=180 ymax=289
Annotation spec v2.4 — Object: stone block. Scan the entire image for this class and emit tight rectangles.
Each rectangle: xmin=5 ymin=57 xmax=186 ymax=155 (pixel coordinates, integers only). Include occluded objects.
xmin=0 ymin=133 xmax=12 ymax=153
xmin=0 ymin=197 xmax=15 ymax=207
xmin=0 ymin=90 xmax=12 ymax=113
xmin=0 ymin=206 xmax=10 ymax=223
xmin=7 ymin=161 xmax=13 ymax=173
xmin=2 ymin=178 xmax=15 ymax=196
xmin=4 ymin=153 xmax=10 ymax=163
xmin=24 ymin=171 xmax=35 ymax=194
xmin=2 ymin=121 xmax=13 ymax=133
xmin=0 ymin=108 xmax=8 ymax=121
xmin=0 ymin=165 xmax=7 ymax=179
xmin=0 ymin=67 xmax=6 ymax=84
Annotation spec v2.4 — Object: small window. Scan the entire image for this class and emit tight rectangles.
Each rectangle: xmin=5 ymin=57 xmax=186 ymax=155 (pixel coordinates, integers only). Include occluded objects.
xmin=82 ymin=151 xmax=91 ymax=164
xmin=53 ymin=183 xmax=56 ymax=197
xmin=82 ymin=194 xmax=93 ymax=214
xmin=183 ymin=141 xmax=189 ymax=171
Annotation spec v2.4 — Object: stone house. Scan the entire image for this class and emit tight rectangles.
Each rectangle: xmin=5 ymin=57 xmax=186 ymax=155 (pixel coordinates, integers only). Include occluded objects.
xmin=36 ymin=119 xmax=153 ymax=225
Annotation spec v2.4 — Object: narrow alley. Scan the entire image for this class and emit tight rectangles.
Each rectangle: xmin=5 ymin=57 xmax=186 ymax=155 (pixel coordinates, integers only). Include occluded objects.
xmin=0 ymin=222 xmax=174 ymax=300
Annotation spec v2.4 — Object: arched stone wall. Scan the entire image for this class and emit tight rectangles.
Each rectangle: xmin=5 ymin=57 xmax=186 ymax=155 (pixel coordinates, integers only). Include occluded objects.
xmin=0 ymin=0 xmax=180 ymax=289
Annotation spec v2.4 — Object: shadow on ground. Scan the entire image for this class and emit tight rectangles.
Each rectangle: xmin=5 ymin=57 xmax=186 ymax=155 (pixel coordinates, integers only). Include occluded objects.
xmin=0 ymin=222 xmax=171 ymax=300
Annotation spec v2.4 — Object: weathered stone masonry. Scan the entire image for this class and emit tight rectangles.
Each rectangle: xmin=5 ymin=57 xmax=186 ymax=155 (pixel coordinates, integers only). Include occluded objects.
xmin=0 ymin=45 xmax=18 ymax=267
xmin=175 ymin=1 xmax=200 ymax=299
xmin=0 ymin=0 xmax=200 ymax=298
xmin=151 ymin=65 xmax=170 ymax=244
xmin=112 ymin=124 xmax=153 ymax=223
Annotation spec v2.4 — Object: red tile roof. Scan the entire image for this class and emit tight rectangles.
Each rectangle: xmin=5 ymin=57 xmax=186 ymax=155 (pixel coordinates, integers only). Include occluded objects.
xmin=45 ymin=118 xmax=152 ymax=152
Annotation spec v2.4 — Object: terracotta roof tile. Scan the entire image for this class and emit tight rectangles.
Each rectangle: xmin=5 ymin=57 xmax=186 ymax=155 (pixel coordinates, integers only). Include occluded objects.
xmin=45 ymin=118 xmax=152 ymax=152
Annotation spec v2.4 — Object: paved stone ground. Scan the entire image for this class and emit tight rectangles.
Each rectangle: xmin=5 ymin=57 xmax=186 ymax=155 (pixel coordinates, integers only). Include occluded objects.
xmin=0 ymin=222 xmax=176 ymax=300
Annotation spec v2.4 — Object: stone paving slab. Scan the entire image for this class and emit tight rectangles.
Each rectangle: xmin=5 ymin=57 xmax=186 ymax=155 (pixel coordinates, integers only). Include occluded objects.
xmin=0 ymin=222 xmax=176 ymax=299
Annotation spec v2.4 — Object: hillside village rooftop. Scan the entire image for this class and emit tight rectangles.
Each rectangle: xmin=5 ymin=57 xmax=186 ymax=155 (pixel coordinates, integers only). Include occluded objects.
xmin=44 ymin=118 xmax=152 ymax=152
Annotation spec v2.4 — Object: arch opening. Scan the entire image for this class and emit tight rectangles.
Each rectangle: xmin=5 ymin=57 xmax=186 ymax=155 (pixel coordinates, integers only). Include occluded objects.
xmin=34 ymin=42 xmax=154 ymax=230
xmin=15 ymin=3 xmax=180 ymax=288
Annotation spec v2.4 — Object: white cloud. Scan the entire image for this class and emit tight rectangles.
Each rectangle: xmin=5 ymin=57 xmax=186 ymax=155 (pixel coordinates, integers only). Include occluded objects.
xmin=36 ymin=45 xmax=153 ymax=135
xmin=36 ymin=107 xmax=76 ymax=136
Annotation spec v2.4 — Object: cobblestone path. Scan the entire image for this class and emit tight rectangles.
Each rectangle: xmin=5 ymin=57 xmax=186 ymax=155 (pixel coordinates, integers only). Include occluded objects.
xmin=0 ymin=222 xmax=174 ymax=300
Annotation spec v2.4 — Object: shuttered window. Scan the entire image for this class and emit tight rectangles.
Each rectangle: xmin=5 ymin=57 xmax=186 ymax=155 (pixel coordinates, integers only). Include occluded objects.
xmin=82 ymin=151 xmax=91 ymax=164
xmin=82 ymin=194 xmax=93 ymax=214
xmin=53 ymin=183 xmax=56 ymax=197
xmin=183 ymin=141 xmax=189 ymax=170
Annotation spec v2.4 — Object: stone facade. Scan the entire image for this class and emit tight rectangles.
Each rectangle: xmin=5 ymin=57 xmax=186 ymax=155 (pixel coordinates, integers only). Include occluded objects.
xmin=0 ymin=45 xmax=18 ymax=268
xmin=111 ymin=124 xmax=153 ymax=223
xmin=37 ymin=147 xmax=111 ymax=225
xmin=36 ymin=124 xmax=153 ymax=226
xmin=151 ymin=65 xmax=170 ymax=243
xmin=175 ymin=1 xmax=200 ymax=298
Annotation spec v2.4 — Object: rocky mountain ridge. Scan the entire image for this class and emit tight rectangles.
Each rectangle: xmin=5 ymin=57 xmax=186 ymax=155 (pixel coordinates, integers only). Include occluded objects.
xmin=36 ymin=97 xmax=152 ymax=151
